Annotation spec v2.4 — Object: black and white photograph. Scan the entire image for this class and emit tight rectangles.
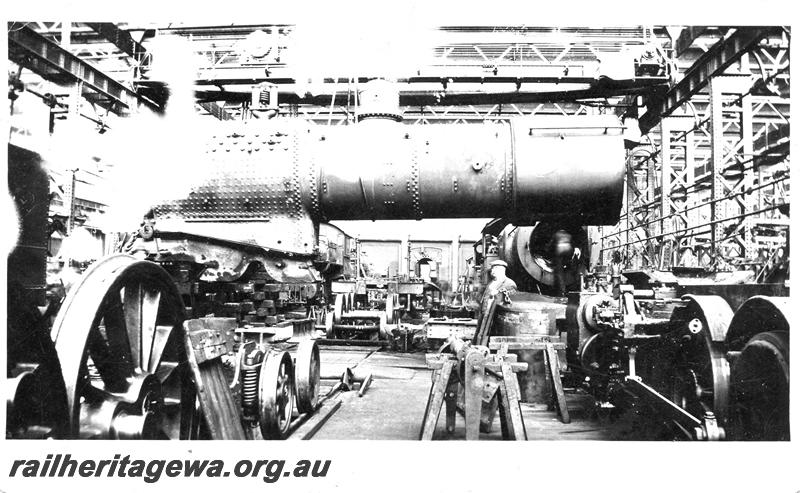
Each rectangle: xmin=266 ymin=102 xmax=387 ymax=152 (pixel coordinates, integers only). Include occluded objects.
xmin=2 ymin=6 xmax=795 ymax=492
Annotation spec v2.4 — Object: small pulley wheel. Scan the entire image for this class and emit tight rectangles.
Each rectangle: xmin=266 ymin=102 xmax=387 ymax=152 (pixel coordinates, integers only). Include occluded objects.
xmin=259 ymin=350 xmax=295 ymax=439
xmin=294 ymin=340 xmax=321 ymax=414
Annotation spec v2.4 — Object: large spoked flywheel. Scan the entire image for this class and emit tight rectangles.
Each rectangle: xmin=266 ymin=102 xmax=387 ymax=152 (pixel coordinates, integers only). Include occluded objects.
xmin=664 ymin=295 xmax=733 ymax=424
xmin=51 ymin=254 xmax=197 ymax=439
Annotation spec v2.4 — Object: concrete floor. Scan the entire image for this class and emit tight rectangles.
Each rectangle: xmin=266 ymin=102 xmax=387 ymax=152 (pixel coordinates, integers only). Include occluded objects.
xmin=292 ymin=346 xmax=640 ymax=440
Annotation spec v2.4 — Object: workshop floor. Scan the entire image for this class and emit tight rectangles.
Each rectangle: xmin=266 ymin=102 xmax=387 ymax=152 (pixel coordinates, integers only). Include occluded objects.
xmin=292 ymin=346 xmax=640 ymax=440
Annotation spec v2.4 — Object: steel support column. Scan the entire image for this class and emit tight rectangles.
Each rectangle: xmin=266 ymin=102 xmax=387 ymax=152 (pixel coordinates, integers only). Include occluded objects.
xmin=646 ymin=150 xmax=658 ymax=267
xmin=655 ymin=116 xmax=697 ymax=269
xmin=709 ymin=75 xmax=754 ymax=268
xmin=710 ymin=76 xmax=726 ymax=263
xmin=741 ymin=93 xmax=756 ymax=261
xmin=683 ymin=129 xmax=698 ymax=246
xmin=659 ymin=119 xmax=673 ymax=243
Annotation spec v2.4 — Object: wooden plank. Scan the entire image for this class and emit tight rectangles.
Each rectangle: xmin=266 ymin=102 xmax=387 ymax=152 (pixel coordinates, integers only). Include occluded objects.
xmin=489 ymin=335 xmax=563 ymax=348
xmin=444 ymin=381 xmax=458 ymax=434
xmin=421 ymin=367 xmax=441 ymax=423
xmin=419 ymin=359 xmax=455 ymax=440
xmin=488 ymin=342 xmax=566 ymax=351
xmin=288 ymin=392 xmax=350 ymax=440
xmin=190 ymin=359 xmax=247 ymax=440
xmin=483 ymin=361 xmax=527 ymax=373
xmin=501 ymin=362 xmax=527 ymax=440
xmin=480 ymin=377 xmax=500 ymax=434
xmin=463 ymin=351 xmax=485 ymax=441
xmin=317 ymin=339 xmax=389 ymax=347
xmin=358 ymin=373 xmax=374 ymax=397
xmin=497 ymin=378 xmax=512 ymax=440
xmin=545 ymin=343 xmax=570 ymax=424
xmin=183 ymin=325 xmax=246 ymax=440
xmin=474 ymin=297 xmax=498 ymax=346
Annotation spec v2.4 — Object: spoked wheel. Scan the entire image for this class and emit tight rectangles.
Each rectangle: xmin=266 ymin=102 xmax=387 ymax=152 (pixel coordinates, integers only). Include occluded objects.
xmin=51 ymin=254 xmax=197 ymax=439
xmin=664 ymin=296 xmax=733 ymax=424
xmin=294 ymin=340 xmax=321 ymax=414
xmin=259 ymin=350 xmax=295 ymax=439
xmin=730 ymin=331 xmax=789 ymax=440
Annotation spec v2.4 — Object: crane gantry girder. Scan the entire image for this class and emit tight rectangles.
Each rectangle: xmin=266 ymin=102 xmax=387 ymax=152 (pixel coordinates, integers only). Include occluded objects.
xmin=638 ymin=27 xmax=784 ymax=134
xmin=8 ymin=24 xmax=161 ymax=115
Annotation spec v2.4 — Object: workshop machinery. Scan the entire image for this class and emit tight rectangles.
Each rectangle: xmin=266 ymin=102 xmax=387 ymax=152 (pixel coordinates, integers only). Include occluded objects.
xmin=6 ymin=76 xmax=789 ymax=441
xmin=466 ymin=218 xmax=790 ymax=441
xmin=562 ymin=281 xmax=790 ymax=440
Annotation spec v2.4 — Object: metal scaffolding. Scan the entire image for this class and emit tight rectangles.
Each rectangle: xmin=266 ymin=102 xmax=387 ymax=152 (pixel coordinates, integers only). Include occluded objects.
xmin=599 ymin=28 xmax=789 ymax=276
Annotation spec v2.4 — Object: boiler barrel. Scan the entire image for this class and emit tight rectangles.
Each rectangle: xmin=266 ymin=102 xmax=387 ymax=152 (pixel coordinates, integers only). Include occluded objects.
xmin=316 ymin=116 xmax=624 ymax=225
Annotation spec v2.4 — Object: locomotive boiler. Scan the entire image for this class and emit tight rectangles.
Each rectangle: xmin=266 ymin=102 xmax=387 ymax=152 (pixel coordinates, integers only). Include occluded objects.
xmin=127 ymin=81 xmax=625 ymax=334
xmin=136 ymin=83 xmax=624 ymax=276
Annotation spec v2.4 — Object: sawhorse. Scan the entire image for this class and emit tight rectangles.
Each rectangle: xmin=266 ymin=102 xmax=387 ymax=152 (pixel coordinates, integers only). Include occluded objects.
xmin=488 ymin=336 xmax=570 ymax=424
xmin=420 ymin=338 xmax=528 ymax=440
